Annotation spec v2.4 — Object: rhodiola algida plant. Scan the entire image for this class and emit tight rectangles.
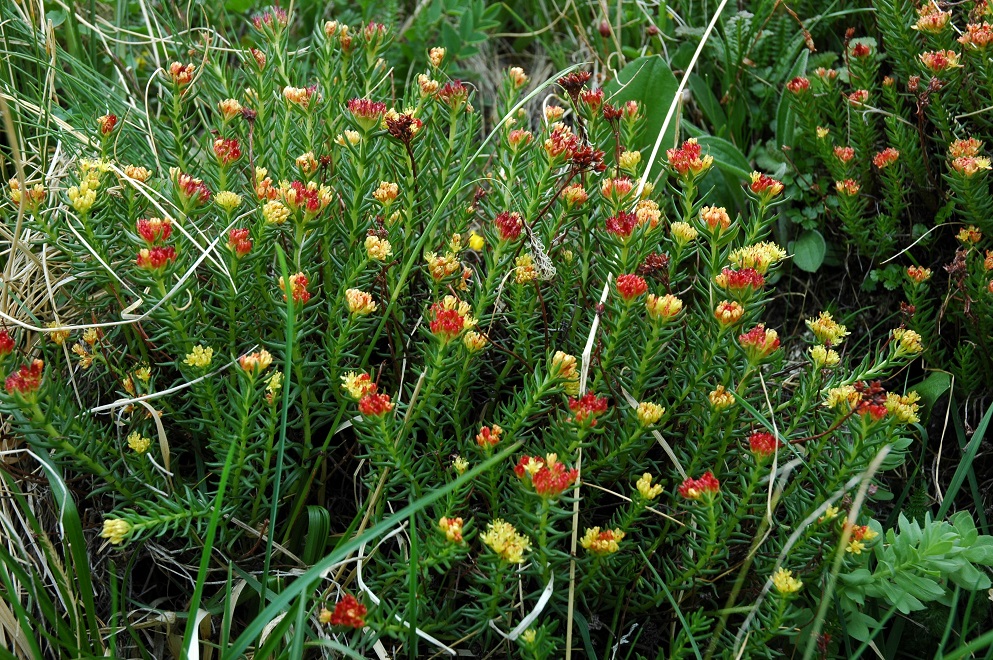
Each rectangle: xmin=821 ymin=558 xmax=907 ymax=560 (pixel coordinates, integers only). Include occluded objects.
xmin=2 ymin=5 xmax=991 ymax=658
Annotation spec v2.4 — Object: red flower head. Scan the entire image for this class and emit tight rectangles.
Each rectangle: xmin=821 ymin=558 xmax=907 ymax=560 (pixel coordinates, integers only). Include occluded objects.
xmin=279 ymin=272 xmax=311 ymax=304
xmin=508 ymin=129 xmax=533 ymax=150
xmin=580 ymin=88 xmax=604 ymax=111
xmin=748 ymin=431 xmax=783 ymax=458
xmin=715 ymin=267 xmax=765 ymax=295
xmin=227 ymin=228 xmax=252 ymax=257
xmin=358 ymin=392 xmax=394 ymax=417
xmin=347 ymin=98 xmax=387 ymax=131
xmin=666 ymin=138 xmax=712 ymax=178
xmin=5 ymin=359 xmax=43 ymax=396
xmin=384 ymin=112 xmax=423 ymax=143
xmin=602 ymin=102 xmax=623 ymax=122
xmin=848 ymin=89 xmax=869 ymax=106
xmin=136 ymin=217 xmax=172 ymax=245
xmin=873 ymin=148 xmax=900 ymax=169
xmin=678 ymin=471 xmax=720 ymax=500
xmin=329 ymin=594 xmax=367 ymax=628
xmin=428 ymin=297 xmax=475 ymax=344
xmin=739 ymin=324 xmax=780 ymax=363
xmin=168 ymin=62 xmax=195 ymax=87
xmin=605 ymin=211 xmax=639 ymax=239
xmin=476 ymin=424 xmax=502 ymax=448
xmin=833 ymin=146 xmax=855 ymax=164
xmin=136 ymin=246 xmax=177 ymax=272
xmin=853 ymin=381 xmax=888 ymax=421
xmin=568 ymin=392 xmax=609 ymax=425
xmin=850 ymin=42 xmax=872 ymax=58
xmin=748 ymin=171 xmax=784 ymax=202
xmin=174 ymin=170 xmax=211 ymax=206
xmin=494 ymin=211 xmax=523 ymax=241
xmin=97 ymin=114 xmax=118 ymax=136
xmin=616 ymin=274 xmax=648 ymax=301
xmin=557 ymin=71 xmax=592 ymax=98
xmin=437 ymin=80 xmax=469 ymax=110
xmin=0 ymin=329 xmax=13 ymax=358
xmin=786 ymin=76 xmax=810 ymax=95
xmin=544 ymin=123 xmax=579 ymax=161
xmin=570 ymin=144 xmax=606 ymax=173
xmin=213 ymin=138 xmax=241 ymax=165
xmin=516 ymin=454 xmax=578 ymax=498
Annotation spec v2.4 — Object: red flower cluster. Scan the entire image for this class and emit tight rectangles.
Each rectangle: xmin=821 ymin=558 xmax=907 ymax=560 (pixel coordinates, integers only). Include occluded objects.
xmin=568 ymin=393 xmax=609 ymax=425
xmin=514 ymin=455 xmax=579 ymax=498
xmin=136 ymin=217 xmax=172 ymax=245
xmin=748 ymin=172 xmax=784 ymax=199
xmin=252 ymin=6 xmax=287 ymax=30
xmin=580 ymin=88 xmax=603 ymax=110
xmin=678 ymin=471 xmax=720 ymax=499
xmin=329 ymin=594 xmax=367 ymax=628
xmin=213 ymin=138 xmax=241 ymax=165
xmin=666 ymin=139 xmax=711 ymax=177
xmin=347 ymin=98 xmax=387 ymax=128
xmin=850 ymin=42 xmax=872 ymax=58
xmin=748 ymin=431 xmax=783 ymax=458
xmin=786 ymin=76 xmax=810 ymax=94
xmin=284 ymin=181 xmax=328 ymax=215
xmin=616 ymin=274 xmax=648 ymax=300
xmin=136 ymin=246 xmax=177 ymax=272
xmin=545 ymin=123 xmax=580 ymax=160
xmin=0 ymin=329 xmax=13 ymax=357
xmin=429 ymin=306 xmax=468 ymax=343
xmin=175 ymin=171 xmax=211 ymax=206
xmin=494 ymin=211 xmax=523 ymax=241
xmin=437 ymin=80 xmax=469 ymax=109
xmin=873 ymin=148 xmax=900 ymax=169
xmin=227 ymin=228 xmax=252 ymax=257
xmin=602 ymin=102 xmax=623 ymax=121
xmin=5 ymin=359 xmax=43 ymax=395
xmin=385 ymin=112 xmax=423 ymax=142
xmin=358 ymin=392 xmax=393 ymax=417
xmin=739 ymin=324 xmax=780 ymax=361
xmin=280 ymin=272 xmax=311 ymax=304
xmin=853 ymin=381 xmax=888 ymax=421
xmin=168 ymin=62 xmax=195 ymax=87
xmin=605 ymin=211 xmax=638 ymax=238
xmin=557 ymin=71 xmax=592 ymax=97
xmin=476 ymin=425 xmax=502 ymax=448
xmin=98 ymin=114 xmax=117 ymax=136
xmin=716 ymin=267 xmax=764 ymax=294
xmin=570 ymin=144 xmax=606 ymax=173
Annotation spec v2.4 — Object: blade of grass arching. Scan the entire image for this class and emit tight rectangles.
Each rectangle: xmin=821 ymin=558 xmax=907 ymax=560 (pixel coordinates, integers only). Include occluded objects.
xmin=944 ymin=628 xmax=993 ymax=660
xmin=636 ymin=547 xmax=704 ymax=660
xmin=260 ymin=244 xmax=296 ymax=626
xmin=408 ymin=509 xmax=419 ymax=657
xmin=180 ymin=411 xmax=246 ymax=656
xmin=224 ymin=440 xmax=522 ymax=660
xmin=28 ymin=452 xmax=103 ymax=655
xmin=937 ymin=398 xmax=992 ymax=523
xmin=0 ymin=545 xmax=47 ymax=659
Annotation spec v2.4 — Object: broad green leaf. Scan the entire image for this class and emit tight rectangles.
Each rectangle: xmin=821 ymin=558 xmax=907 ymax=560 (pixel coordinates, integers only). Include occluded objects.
xmin=911 ymin=372 xmax=951 ymax=410
xmin=791 ymin=229 xmax=827 ymax=272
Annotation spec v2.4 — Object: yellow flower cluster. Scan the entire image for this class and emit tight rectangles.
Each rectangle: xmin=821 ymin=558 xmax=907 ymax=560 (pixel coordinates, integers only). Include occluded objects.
xmin=670 ymin=221 xmax=698 ymax=245
xmin=346 ymin=289 xmax=377 ymax=316
xmin=824 ymin=385 xmax=859 ymax=411
xmin=127 ymin=431 xmax=151 ymax=454
xmin=551 ymin=351 xmax=580 ymax=396
xmin=771 ymin=567 xmax=803 ymax=595
xmin=215 ymin=191 xmax=242 ymax=211
xmin=239 ymin=349 xmax=273 ymax=373
xmin=580 ymin=527 xmax=625 ymax=555
xmin=515 ymin=254 xmax=539 ymax=283
xmin=645 ymin=293 xmax=683 ymax=321
xmin=636 ymin=473 xmax=663 ymax=500
xmin=101 ymin=518 xmax=132 ymax=545
xmin=438 ymin=516 xmax=464 ymax=543
xmin=364 ymin=235 xmax=393 ymax=261
xmin=809 ymin=345 xmax=841 ymax=368
xmin=885 ymin=391 xmax=921 ymax=424
xmin=636 ymin=402 xmax=665 ymax=426
xmin=463 ymin=331 xmax=487 ymax=353
xmin=892 ymin=328 xmax=924 ymax=357
xmin=806 ymin=312 xmax=850 ymax=346
xmin=709 ymin=385 xmax=735 ymax=410
xmin=728 ymin=242 xmax=787 ymax=274
xmin=619 ymin=150 xmax=641 ymax=172
xmin=184 ymin=345 xmax=214 ymax=369
xmin=372 ymin=181 xmax=399 ymax=205
xmin=481 ymin=519 xmax=531 ymax=564
xmin=263 ymin=200 xmax=290 ymax=225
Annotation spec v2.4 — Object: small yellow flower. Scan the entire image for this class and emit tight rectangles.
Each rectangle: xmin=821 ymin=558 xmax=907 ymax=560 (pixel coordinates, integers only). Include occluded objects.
xmin=957 ymin=226 xmax=983 ymax=244
xmin=729 ymin=242 xmax=787 ymax=274
xmin=463 ymin=330 xmax=487 ymax=353
xmin=619 ymin=150 xmax=642 ymax=172
xmin=218 ymin=98 xmax=243 ymax=120
xmin=507 ymin=66 xmax=529 ymax=89
xmin=134 ymin=365 xmax=151 ymax=382
xmin=364 ymin=235 xmax=393 ymax=261
xmin=771 ymin=567 xmax=803 ymax=595
xmin=806 ymin=312 xmax=850 ymax=346
xmin=46 ymin=322 xmax=70 ymax=346
xmin=373 ymin=181 xmax=399 ymax=205
xmin=636 ymin=402 xmax=665 ymax=426
xmin=709 ymin=385 xmax=735 ymax=410
xmin=335 ymin=130 xmax=361 ymax=146
xmin=514 ymin=254 xmax=538 ymax=283
xmin=645 ymin=294 xmax=683 ymax=321
xmin=670 ymin=221 xmax=698 ymax=245
xmin=262 ymin=200 xmax=290 ymax=225
xmin=892 ymin=328 xmax=924 ymax=357
xmin=551 ymin=351 xmax=580 ymax=396
xmin=72 ymin=343 xmax=93 ymax=369
xmin=318 ymin=608 xmax=333 ymax=624
xmin=428 ymin=47 xmax=446 ymax=67
xmin=438 ymin=516 xmax=464 ymax=543
xmin=215 ymin=191 xmax=242 ymax=211
xmin=520 ymin=629 xmax=536 ymax=644
xmin=346 ymin=289 xmax=377 ymax=316
xmin=885 ymin=391 xmax=921 ymax=424
xmin=468 ymin=231 xmax=485 ymax=251
xmin=266 ymin=370 xmax=283 ymax=401
xmin=239 ymin=349 xmax=273 ymax=373
xmin=824 ymin=385 xmax=859 ymax=411
xmin=819 ymin=505 xmax=841 ymax=523
xmin=340 ymin=371 xmax=375 ymax=399
xmin=636 ymin=473 xmax=663 ymax=500
xmin=122 ymin=165 xmax=153 ymax=183
xmin=101 ymin=518 xmax=132 ymax=545
xmin=82 ymin=328 xmax=99 ymax=345
xmin=127 ymin=431 xmax=151 ymax=454
xmin=816 ymin=126 xmax=830 ymax=139
xmin=580 ymin=527 xmax=625 ymax=555
xmin=453 ymin=455 xmax=469 ymax=474
xmin=68 ymin=182 xmax=97 ymax=214
xmin=480 ymin=519 xmax=531 ymax=564
xmin=809 ymin=345 xmax=840 ymax=368
xmin=846 ymin=539 xmax=866 ymax=554
xmin=184 ymin=345 xmax=214 ymax=369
